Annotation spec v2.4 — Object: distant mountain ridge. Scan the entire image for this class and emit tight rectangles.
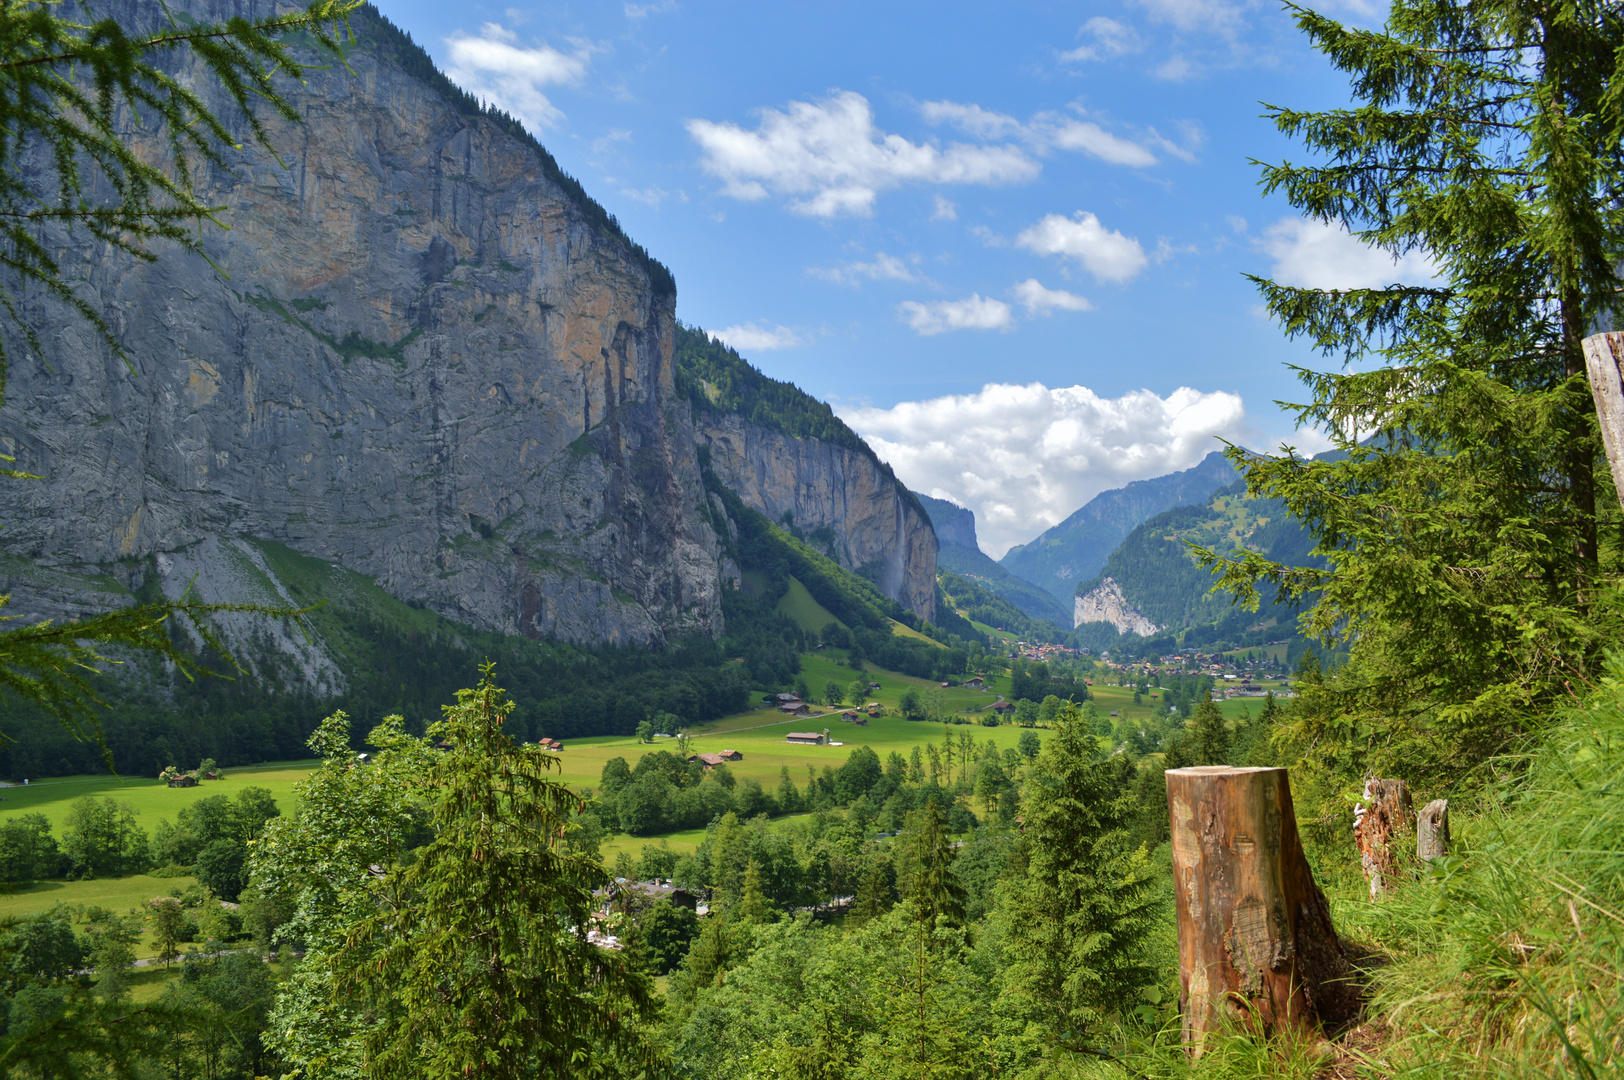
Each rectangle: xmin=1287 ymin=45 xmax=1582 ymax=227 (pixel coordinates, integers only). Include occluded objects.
xmin=912 ymin=493 xmax=1074 ymax=627
xmin=999 ymin=452 xmax=1241 ymax=603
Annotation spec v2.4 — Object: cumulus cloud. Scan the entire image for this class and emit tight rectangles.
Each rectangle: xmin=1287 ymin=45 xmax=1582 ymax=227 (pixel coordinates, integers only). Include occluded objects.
xmin=839 ymin=383 xmax=1249 ymax=557
xmin=931 ymin=195 xmax=958 ymax=221
xmin=1013 ymin=278 xmax=1092 ymax=314
xmin=1016 ymin=211 xmax=1149 ymax=284
xmin=1062 ymin=17 xmax=1144 ymax=61
xmin=918 ymin=101 xmax=1024 ymax=140
xmin=444 ymin=24 xmax=590 ymax=131
xmin=898 ymin=295 xmax=1013 ymax=335
xmin=810 ymin=252 xmax=920 ymax=287
xmin=1262 ymin=217 xmax=1439 ymax=290
xmin=687 ymin=91 xmax=1038 ymax=218
xmin=714 ymin=322 xmax=812 ymax=351
xmin=445 ymin=26 xmax=588 ymax=125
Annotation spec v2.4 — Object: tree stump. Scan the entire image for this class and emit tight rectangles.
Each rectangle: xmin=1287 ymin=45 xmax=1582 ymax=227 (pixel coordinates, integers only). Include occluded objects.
xmin=1353 ymin=778 xmax=1413 ymax=900
xmin=1167 ymin=766 xmax=1357 ymax=1052
xmin=1583 ymin=331 xmax=1624 ymax=510
xmin=1417 ymin=798 xmax=1450 ymax=862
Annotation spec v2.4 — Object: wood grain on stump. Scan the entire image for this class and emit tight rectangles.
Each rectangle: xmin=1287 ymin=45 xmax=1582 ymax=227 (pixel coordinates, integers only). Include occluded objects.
xmin=1417 ymin=798 xmax=1450 ymax=862
xmin=1167 ymin=766 xmax=1358 ymax=1052
xmin=1354 ymin=778 xmax=1414 ymax=900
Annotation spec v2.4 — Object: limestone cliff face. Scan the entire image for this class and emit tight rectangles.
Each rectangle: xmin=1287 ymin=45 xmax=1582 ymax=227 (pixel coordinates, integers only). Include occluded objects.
xmin=1074 ymin=577 xmax=1159 ymax=636
xmin=698 ymin=415 xmax=937 ymax=622
xmin=0 ymin=4 xmax=723 ymax=646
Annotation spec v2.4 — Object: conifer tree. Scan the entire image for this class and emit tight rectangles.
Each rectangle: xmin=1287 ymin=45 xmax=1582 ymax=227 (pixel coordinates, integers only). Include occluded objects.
xmin=999 ymin=705 xmax=1159 ymax=1046
xmin=1187 ymin=691 xmax=1231 ymax=765
xmin=1199 ymin=0 xmax=1624 ymax=782
xmin=905 ymin=800 xmax=965 ymax=934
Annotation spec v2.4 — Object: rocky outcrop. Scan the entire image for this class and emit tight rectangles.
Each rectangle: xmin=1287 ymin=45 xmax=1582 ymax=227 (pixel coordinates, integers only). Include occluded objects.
xmin=0 ymin=5 xmax=723 ymax=647
xmin=1074 ymin=577 xmax=1159 ymax=636
xmin=913 ymin=493 xmax=979 ymax=551
xmin=699 ymin=415 xmax=936 ymax=622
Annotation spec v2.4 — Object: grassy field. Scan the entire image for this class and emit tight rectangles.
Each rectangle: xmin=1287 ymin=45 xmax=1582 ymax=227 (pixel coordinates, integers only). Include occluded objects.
xmin=0 ymin=762 xmax=320 ymax=833
xmin=774 ymin=576 xmax=844 ymax=634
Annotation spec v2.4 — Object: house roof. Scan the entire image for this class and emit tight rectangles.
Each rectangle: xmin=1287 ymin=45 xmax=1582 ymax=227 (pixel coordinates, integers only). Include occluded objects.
xmin=786 ymin=732 xmax=823 ymax=740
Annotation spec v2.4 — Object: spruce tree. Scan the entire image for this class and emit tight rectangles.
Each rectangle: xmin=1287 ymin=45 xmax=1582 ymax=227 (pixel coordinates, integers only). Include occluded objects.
xmin=1187 ymin=692 xmax=1231 ymax=765
xmin=906 ymin=800 xmax=965 ymax=933
xmin=1199 ymin=0 xmax=1624 ymax=783
xmin=999 ymin=705 xmax=1159 ymax=1046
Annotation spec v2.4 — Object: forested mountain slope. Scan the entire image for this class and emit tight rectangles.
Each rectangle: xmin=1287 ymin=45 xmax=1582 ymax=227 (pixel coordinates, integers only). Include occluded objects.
xmin=1074 ymin=484 xmax=1321 ymax=650
xmin=1000 ymin=451 xmax=1240 ymax=603
xmin=913 ymin=492 xmax=1072 ymax=626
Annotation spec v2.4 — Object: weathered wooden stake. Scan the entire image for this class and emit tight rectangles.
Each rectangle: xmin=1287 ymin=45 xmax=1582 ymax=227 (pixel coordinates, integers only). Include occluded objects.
xmin=1417 ymin=798 xmax=1450 ymax=862
xmin=1353 ymin=778 xmax=1413 ymax=900
xmin=1167 ymin=766 xmax=1358 ymax=1052
xmin=1583 ymin=331 xmax=1624 ymax=510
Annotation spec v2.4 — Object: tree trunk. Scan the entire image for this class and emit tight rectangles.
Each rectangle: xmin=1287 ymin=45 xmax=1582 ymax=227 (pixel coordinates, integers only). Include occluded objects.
xmin=1353 ymin=778 xmax=1413 ymax=900
xmin=1167 ymin=766 xmax=1357 ymax=1052
xmin=1582 ymin=331 xmax=1624 ymax=510
xmin=1417 ymin=798 xmax=1450 ymax=862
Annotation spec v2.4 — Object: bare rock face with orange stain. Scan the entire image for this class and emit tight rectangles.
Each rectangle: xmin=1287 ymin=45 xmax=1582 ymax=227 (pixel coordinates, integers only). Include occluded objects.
xmin=0 ymin=5 xmax=722 ymax=649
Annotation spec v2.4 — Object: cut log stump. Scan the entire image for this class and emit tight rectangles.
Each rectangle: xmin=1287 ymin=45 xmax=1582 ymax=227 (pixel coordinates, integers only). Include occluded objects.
xmin=1354 ymin=778 xmax=1414 ymax=900
xmin=1584 ymin=331 xmax=1624 ymax=510
xmin=1167 ymin=766 xmax=1358 ymax=1052
xmin=1417 ymin=798 xmax=1450 ymax=862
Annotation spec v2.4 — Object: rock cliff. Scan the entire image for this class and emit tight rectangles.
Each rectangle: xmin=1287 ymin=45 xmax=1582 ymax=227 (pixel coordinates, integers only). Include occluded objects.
xmin=0 ymin=5 xmax=724 ymax=646
xmin=699 ymin=415 xmax=937 ymax=622
xmin=1074 ymin=577 xmax=1160 ymax=636
xmin=0 ymin=5 xmax=939 ymax=665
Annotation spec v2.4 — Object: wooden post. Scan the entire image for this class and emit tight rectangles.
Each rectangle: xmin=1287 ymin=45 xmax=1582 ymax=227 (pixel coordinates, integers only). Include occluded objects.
xmin=1167 ymin=766 xmax=1357 ymax=1052
xmin=1417 ymin=798 xmax=1450 ymax=862
xmin=1583 ymin=331 xmax=1624 ymax=510
xmin=1353 ymin=778 xmax=1413 ymax=900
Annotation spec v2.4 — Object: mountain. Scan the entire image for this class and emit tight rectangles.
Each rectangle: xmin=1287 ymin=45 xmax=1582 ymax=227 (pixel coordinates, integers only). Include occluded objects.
xmin=1071 ymin=484 xmax=1320 ymax=650
xmin=999 ymin=452 xmax=1241 ymax=603
xmin=912 ymin=493 xmax=1073 ymax=627
xmin=0 ymin=4 xmax=935 ymax=687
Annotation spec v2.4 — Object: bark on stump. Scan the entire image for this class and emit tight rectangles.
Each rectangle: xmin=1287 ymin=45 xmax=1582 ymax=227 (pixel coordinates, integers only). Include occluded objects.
xmin=1417 ymin=798 xmax=1450 ymax=862
xmin=1353 ymin=778 xmax=1414 ymax=900
xmin=1583 ymin=331 xmax=1624 ymax=510
xmin=1167 ymin=766 xmax=1357 ymax=1052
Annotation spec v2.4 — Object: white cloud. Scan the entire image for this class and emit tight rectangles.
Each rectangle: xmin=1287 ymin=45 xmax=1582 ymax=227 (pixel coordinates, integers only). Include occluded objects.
xmin=1016 ymin=211 xmax=1149 ymax=284
xmin=1132 ymin=0 xmax=1247 ymax=35
xmin=688 ymin=91 xmax=1038 ymax=218
xmin=1262 ymin=217 xmax=1439 ymax=290
xmin=1146 ymin=120 xmax=1204 ymax=162
xmin=625 ymin=0 xmax=678 ymax=19
xmin=931 ymin=195 xmax=958 ymax=221
xmin=839 ymin=383 xmax=1249 ymax=557
xmin=714 ymin=322 xmax=812 ymax=351
xmin=444 ymin=25 xmax=590 ymax=131
xmin=1046 ymin=120 xmax=1158 ymax=167
xmin=620 ymin=186 xmax=671 ymax=208
xmin=926 ymin=101 xmax=1162 ymax=169
xmin=810 ymin=252 xmax=920 ymax=287
xmin=919 ymin=100 xmax=1024 ymax=140
xmin=1155 ymin=55 xmax=1197 ymax=80
xmin=898 ymin=294 xmax=1013 ymax=335
xmin=1013 ymin=278 xmax=1092 ymax=315
xmin=1062 ymin=17 xmax=1143 ymax=61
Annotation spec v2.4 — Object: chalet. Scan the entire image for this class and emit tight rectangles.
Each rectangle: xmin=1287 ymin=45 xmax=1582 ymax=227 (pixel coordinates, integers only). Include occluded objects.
xmin=775 ymin=692 xmax=801 ymax=703
xmin=537 ymin=738 xmax=564 ymax=751
xmin=838 ymin=710 xmax=868 ymax=726
xmin=865 ymin=702 xmax=882 ymax=716
xmin=992 ymin=701 xmax=1016 ymax=715
xmin=965 ymin=677 xmax=985 ymax=690
xmin=868 ymin=682 xmax=881 ymax=690
xmin=780 ymin=703 xmax=812 ymax=717
xmin=717 ymin=749 xmax=743 ymax=762
xmin=785 ymin=731 xmax=826 ymax=745
xmin=592 ymin=879 xmax=699 ymax=912
xmin=693 ymin=752 xmax=728 ymax=768
xmin=167 ymin=774 xmax=197 ymax=788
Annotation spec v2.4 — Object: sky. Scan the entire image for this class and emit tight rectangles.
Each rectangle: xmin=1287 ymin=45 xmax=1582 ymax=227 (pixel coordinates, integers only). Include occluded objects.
xmin=376 ymin=0 xmax=1431 ymax=557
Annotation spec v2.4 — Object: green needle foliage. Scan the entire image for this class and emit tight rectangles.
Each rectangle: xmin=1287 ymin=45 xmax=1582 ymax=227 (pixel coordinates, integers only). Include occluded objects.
xmin=335 ymin=665 xmax=658 ymax=1080
xmin=1196 ymin=0 xmax=1624 ymax=785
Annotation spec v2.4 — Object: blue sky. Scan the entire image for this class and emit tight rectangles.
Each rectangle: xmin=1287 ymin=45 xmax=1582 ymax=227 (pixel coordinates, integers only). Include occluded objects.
xmin=376 ymin=0 xmax=1428 ymax=555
